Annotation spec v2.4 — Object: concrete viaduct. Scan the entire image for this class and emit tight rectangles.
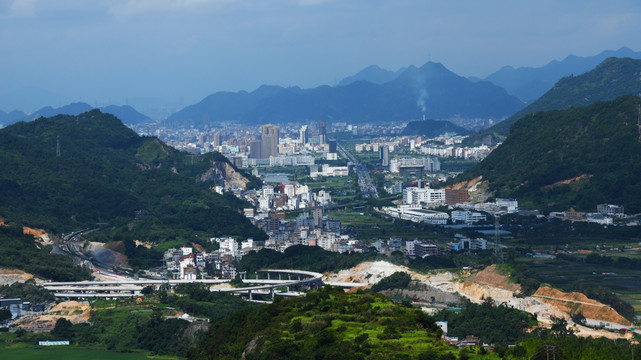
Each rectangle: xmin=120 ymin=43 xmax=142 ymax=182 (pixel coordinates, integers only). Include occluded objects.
xmin=43 ymin=269 xmax=330 ymax=302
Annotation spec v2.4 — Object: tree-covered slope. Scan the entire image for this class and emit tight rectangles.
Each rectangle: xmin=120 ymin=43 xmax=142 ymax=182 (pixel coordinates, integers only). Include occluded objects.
xmin=191 ymin=287 xmax=469 ymax=360
xmin=461 ymin=95 xmax=641 ymax=213
xmin=402 ymin=119 xmax=471 ymax=137
xmin=0 ymin=110 xmax=265 ymax=243
xmin=467 ymin=57 xmax=641 ymax=145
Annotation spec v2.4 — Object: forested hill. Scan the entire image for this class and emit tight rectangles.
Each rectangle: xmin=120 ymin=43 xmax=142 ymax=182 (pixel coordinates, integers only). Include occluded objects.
xmin=0 ymin=109 xmax=265 ymax=242
xmin=401 ymin=119 xmax=471 ymax=137
xmin=192 ymin=287 xmax=457 ymax=360
xmin=466 ymin=57 xmax=641 ymax=145
xmin=460 ymin=95 xmax=641 ymax=213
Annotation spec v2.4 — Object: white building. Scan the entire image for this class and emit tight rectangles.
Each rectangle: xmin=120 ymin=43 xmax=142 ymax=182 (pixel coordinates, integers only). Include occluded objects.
xmin=403 ymin=187 xmax=445 ymax=205
xmin=496 ymin=198 xmax=518 ymax=213
xmin=310 ymin=164 xmax=349 ymax=178
xmin=261 ymin=185 xmax=274 ymax=198
xmin=218 ymin=238 xmax=238 ymax=255
xmin=451 ymin=210 xmax=487 ymax=224
xmin=382 ymin=205 xmax=449 ymax=225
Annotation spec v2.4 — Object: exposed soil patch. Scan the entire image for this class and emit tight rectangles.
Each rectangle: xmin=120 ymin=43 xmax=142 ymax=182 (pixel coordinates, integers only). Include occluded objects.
xmin=466 ymin=264 xmax=521 ymax=293
xmin=14 ymin=301 xmax=90 ymax=329
xmin=534 ymin=286 xmax=632 ymax=326
xmin=0 ymin=268 xmax=40 ymax=286
xmin=541 ymin=174 xmax=593 ymax=190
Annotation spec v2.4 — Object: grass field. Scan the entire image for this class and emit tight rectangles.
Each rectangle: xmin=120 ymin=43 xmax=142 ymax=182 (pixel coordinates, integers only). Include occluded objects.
xmin=0 ymin=343 xmax=179 ymax=360
xmin=328 ymin=208 xmax=452 ymax=242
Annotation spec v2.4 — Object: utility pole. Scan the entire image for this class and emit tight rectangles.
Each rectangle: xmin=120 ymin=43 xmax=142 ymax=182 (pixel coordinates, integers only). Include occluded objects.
xmin=494 ymin=214 xmax=503 ymax=263
xmin=56 ymin=136 xmax=61 ymax=157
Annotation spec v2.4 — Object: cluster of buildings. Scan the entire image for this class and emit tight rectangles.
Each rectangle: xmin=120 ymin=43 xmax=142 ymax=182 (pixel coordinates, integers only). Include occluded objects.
xmin=354 ymin=134 xmax=495 ymax=161
xmin=369 ymin=236 xmax=488 ymax=258
xmin=161 ymin=239 xmax=258 ymax=280
xmin=242 ymin=183 xmax=333 ymax=212
xmin=248 ymin=210 xmax=361 ymax=253
xmin=0 ymin=297 xmax=46 ymax=321
xmin=549 ymin=204 xmax=626 ymax=225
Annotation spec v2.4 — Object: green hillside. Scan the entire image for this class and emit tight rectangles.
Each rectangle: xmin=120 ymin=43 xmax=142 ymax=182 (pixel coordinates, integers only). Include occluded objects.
xmin=461 ymin=95 xmax=641 ymax=213
xmin=466 ymin=57 xmax=641 ymax=145
xmin=191 ymin=286 xmax=477 ymax=360
xmin=0 ymin=110 xmax=265 ymax=247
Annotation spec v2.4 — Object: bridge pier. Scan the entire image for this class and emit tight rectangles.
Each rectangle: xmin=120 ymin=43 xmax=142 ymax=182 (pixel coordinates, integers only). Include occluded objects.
xmin=248 ymin=290 xmax=253 ymax=301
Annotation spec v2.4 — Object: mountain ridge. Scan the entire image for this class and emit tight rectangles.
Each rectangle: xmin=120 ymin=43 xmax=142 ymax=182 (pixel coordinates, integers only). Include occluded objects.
xmin=483 ymin=46 xmax=641 ymax=102
xmin=0 ymin=102 xmax=152 ymax=127
xmin=459 ymin=95 xmax=641 ymax=213
xmin=165 ymin=61 xmax=524 ymax=128
xmin=466 ymin=57 xmax=641 ymax=146
xmin=0 ymin=109 xmax=265 ymax=248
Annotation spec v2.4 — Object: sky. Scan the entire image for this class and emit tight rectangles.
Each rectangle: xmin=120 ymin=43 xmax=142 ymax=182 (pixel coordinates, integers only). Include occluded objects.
xmin=1 ymin=0 xmax=640 ymax=114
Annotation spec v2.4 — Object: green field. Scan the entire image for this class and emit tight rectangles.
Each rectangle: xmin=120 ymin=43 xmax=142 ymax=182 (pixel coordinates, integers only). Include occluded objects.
xmin=328 ymin=208 xmax=451 ymax=242
xmin=0 ymin=343 xmax=177 ymax=360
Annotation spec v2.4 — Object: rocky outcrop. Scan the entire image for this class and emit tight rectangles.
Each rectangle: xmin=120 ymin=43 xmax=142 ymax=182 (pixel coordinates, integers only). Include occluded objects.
xmin=198 ymin=160 xmax=249 ymax=190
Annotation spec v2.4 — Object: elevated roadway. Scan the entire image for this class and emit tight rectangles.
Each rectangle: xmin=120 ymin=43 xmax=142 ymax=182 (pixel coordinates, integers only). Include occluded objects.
xmin=44 ymin=269 xmax=324 ymax=302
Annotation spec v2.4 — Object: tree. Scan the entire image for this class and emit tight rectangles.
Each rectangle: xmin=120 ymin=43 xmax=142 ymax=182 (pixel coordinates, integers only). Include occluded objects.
xmin=531 ymin=342 xmax=565 ymax=360
xmin=0 ymin=308 xmax=11 ymax=322
xmin=51 ymin=318 xmax=74 ymax=340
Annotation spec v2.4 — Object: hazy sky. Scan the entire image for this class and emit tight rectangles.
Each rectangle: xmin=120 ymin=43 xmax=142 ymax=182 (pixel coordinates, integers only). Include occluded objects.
xmin=1 ymin=0 xmax=640 ymax=112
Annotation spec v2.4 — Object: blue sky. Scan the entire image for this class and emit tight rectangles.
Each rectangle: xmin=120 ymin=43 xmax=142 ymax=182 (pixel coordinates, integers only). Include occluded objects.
xmin=1 ymin=0 xmax=640 ymax=112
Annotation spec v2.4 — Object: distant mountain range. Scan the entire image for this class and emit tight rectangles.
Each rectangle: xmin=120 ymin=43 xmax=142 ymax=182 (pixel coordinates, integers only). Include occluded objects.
xmin=466 ymin=57 xmax=641 ymax=145
xmin=165 ymin=61 xmax=524 ymax=128
xmin=0 ymin=102 xmax=151 ymax=127
xmin=0 ymin=109 xmax=27 ymax=126
xmin=481 ymin=47 xmax=641 ymax=103
xmin=337 ymin=64 xmax=407 ymax=87
xmin=460 ymin=95 xmax=641 ymax=213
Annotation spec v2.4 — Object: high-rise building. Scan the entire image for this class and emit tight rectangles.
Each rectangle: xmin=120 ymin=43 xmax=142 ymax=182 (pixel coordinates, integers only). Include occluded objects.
xmin=328 ymin=139 xmax=337 ymax=153
xmin=318 ymin=120 xmax=326 ymax=145
xmin=213 ymin=133 xmax=221 ymax=147
xmin=380 ymin=146 xmax=389 ymax=166
xmin=249 ymin=140 xmax=262 ymax=159
xmin=260 ymin=124 xmax=279 ymax=158
xmin=299 ymin=125 xmax=309 ymax=145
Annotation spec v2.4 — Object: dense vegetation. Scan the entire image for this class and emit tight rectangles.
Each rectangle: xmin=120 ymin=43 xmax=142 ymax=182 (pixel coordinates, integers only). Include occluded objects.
xmin=191 ymin=286 xmax=466 ymax=360
xmin=0 ymin=110 xmax=266 ymax=258
xmin=467 ymin=57 xmax=641 ymax=144
xmin=461 ymin=95 xmax=641 ymax=213
xmin=28 ymin=286 xmax=258 ymax=356
xmin=165 ymin=283 xmax=260 ymax=323
xmin=369 ymin=271 xmax=412 ymax=292
xmin=0 ymin=225 xmax=90 ymax=281
xmin=0 ymin=279 xmax=54 ymax=304
xmin=237 ymin=245 xmax=378 ymax=274
xmin=401 ymin=119 xmax=471 ymax=137
xmin=434 ymin=298 xmax=537 ymax=345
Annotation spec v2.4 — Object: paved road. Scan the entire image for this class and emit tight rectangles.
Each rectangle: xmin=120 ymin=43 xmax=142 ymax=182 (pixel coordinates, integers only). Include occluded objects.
xmin=336 ymin=142 xmax=379 ymax=199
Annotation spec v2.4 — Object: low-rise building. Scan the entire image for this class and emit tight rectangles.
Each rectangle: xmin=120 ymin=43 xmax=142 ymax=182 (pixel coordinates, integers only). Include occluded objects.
xmin=451 ymin=210 xmax=486 ymax=224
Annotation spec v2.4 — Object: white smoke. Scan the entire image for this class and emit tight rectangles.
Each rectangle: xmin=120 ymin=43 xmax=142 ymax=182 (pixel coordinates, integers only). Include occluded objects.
xmin=416 ymin=89 xmax=428 ymax=116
